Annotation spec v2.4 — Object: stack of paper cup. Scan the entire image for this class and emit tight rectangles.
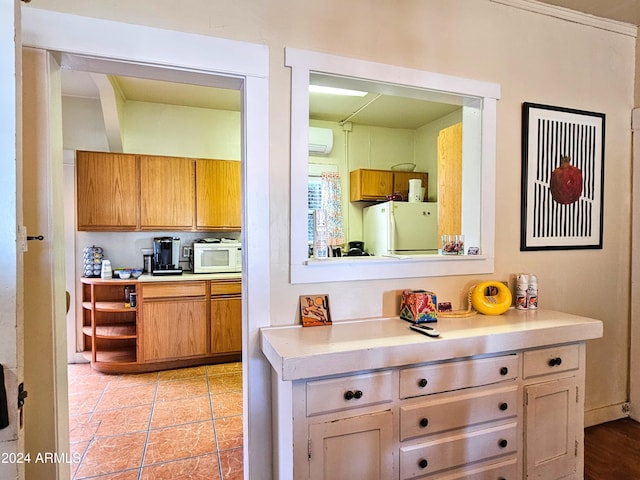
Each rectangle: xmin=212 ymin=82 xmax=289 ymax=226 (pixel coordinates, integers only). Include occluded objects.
xmin=408 ymin=179 xmax=424 ymax=203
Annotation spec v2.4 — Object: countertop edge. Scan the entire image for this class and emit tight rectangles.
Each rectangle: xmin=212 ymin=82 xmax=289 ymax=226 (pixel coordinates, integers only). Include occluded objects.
xmin=261 ymin=311 xmax=603 ymax=381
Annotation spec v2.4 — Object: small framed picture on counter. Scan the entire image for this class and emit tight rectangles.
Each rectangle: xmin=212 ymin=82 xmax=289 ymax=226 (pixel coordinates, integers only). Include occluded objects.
xmin=300 ymin=294 xmax=332 ymax=327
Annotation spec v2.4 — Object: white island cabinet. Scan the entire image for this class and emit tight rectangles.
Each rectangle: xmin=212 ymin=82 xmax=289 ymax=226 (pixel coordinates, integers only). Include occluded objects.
xmin=260 ymin=309 xmax=602 ymax=480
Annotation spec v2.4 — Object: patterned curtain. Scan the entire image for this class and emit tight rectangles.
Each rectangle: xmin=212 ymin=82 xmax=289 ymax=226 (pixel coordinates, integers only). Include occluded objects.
xmin=320 ymin=171 xmax=345 ymax=246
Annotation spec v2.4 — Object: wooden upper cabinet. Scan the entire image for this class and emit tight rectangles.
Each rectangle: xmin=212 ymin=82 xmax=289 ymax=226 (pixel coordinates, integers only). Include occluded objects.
xmin=393 ymin=172 xmax=429 ymax=201
xmin=350 ymin=168 xmax=429 ymax=202
xmin=196 ymin=159 xmax=241 ymax=230
xmin=77 ymin=151 xmax=139 ymax=230
xmin=350 ymin=169 xmax=394 ymax=201
xmin=140 ymin=155 xmax=195 ymax=229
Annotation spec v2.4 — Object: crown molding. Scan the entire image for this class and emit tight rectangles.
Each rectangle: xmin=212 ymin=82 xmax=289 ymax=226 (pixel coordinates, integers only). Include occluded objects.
xmin=490 ymin=0 xmax=638 ymax=37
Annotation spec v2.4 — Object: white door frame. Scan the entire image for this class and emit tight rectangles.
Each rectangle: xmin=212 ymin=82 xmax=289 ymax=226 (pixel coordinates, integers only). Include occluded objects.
xmin=0 ymin=1 xmax=23 ymax=478
xmin=21 ymin=7 xmax=271 ymax=479
xmin=631 ymin=107 xmax=640 ymax=421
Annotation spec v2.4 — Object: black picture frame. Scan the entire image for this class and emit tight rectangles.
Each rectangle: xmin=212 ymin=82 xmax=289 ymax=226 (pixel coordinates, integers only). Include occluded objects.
xmin=521 ymin=102 xmax=605 ymax=251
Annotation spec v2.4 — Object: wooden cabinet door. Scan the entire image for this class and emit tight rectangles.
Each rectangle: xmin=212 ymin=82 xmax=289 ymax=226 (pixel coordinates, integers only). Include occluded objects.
xmin=140 ymin=298 xmax=208 ymax=362
xmin=76 ymin=151 xmax=138 ymax=230
xmin=211 ymin=295 xmax=242 ymax=354
xmin=308 ymin=410 xmax=394 ymax=480
xmin=437 ymin=122 xmax=463 ymax=238
xmin=393 ymin=172 xmax=428 ymax=201
xmin=350 ymin=169 xmax=394 ymax=201
xmin=196 ymin=159 xmax=241 ymax=229
xmin=524 ymin=376 xmax=579 ymax=479
xmin=140 ymin=155 xmax=194 ymax=229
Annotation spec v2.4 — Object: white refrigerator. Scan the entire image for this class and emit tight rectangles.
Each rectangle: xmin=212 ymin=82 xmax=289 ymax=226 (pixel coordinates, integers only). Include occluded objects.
xmin=363 ymin=201 xmax=438 ymax=256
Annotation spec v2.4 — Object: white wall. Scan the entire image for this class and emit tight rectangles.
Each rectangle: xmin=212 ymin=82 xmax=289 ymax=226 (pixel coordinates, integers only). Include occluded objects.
xmin=35 ymin=0 xmax=635 ymax=429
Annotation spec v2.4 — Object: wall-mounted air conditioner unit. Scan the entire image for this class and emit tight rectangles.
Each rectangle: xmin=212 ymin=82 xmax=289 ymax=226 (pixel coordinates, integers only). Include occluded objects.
xmin=309 ymin=127 xmax=333 ymax=155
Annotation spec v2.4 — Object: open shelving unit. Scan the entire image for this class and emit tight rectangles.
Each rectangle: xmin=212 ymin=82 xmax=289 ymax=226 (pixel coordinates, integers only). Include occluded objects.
xmin=81 ymin=277 xmax=138 ymax=372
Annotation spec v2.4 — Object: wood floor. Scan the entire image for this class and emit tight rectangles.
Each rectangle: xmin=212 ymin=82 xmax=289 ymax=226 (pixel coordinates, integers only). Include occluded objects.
xmin=584 ymin=417 xmax=640 ymax=480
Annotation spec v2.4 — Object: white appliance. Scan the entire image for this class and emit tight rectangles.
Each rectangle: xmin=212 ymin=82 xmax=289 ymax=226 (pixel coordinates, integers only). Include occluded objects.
xmin=193 ymin=239 xmax=242 ymax=274
xmin=363 ymin=201 xmax=439 ymax=256
xmin=308 ymin=126 xmax=333 ymax=155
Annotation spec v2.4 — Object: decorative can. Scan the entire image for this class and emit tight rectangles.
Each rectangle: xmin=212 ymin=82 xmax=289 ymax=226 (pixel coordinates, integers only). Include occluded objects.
xmin=516 ymin=274 xmax=528 ymax=310
xmin=527 ymin=274 xmax=538 ymax=310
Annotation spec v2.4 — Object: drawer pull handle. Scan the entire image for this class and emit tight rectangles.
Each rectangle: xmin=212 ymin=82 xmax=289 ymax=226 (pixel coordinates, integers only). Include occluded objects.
xmin=419 ymin=417 xmax=429 ymax=428
xmin=499 ymin=402 xmax=509 ymax=411
xmin=418 ymin=459 xmax=428 ymax=469
xmin=500 ymin=367 xmax=509 ymax=376
xmin=498 ymin=439 xmax=508 ymax=448
xmin=418 ymin=378 xmax=428 ymax=388
xmin=548 ymin=357 xmax=563 ymax=367
xmin=343 ymin=390 xmax=363 ymax=400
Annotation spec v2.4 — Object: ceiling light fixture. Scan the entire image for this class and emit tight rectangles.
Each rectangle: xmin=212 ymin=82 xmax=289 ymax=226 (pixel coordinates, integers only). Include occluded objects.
xmin=309 ymin=85 xmax=367 ymax=97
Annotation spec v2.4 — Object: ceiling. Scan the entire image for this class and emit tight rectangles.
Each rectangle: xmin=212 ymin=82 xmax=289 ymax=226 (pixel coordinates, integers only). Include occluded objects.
xmin=60 ymin=1 xmax=639 ymax=131
xmin=534 ymin=0 xmax=640 ymax=26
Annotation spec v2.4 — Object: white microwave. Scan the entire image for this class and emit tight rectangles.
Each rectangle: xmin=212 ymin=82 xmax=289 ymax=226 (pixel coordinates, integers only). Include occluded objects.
xmin=193 ymin=241 xmax=242 ymax=274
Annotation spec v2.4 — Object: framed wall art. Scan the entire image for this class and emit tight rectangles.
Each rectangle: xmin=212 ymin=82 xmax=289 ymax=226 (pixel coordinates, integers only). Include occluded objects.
xmin=521 ymin=102 xmax=605 ymax=251
xmin=299 ymin=294 xmax=332 ymax=326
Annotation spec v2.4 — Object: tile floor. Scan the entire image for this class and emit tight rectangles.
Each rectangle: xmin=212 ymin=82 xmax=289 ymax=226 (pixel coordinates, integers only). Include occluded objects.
xmin=67 ymin=362 xmax=243 ymax=479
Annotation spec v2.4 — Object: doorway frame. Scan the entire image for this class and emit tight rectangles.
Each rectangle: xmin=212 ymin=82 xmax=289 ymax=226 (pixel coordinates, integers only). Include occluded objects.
xmin=21 ymin=7 xmax=271 ymax=479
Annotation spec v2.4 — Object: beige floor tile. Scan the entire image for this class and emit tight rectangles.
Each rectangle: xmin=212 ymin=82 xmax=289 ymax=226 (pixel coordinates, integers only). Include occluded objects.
xmin=68 ymin=391 xmax=103 ymax=415
xmin=68 ymin=414 xmax=100 ymax=443
xmin=155 ymin=376 xmax=209 ymax=402
xmin=94 ymin=382 xmax=156 ymax=411
xmin=208 ymin=373 xmax=242 ymax=394
xmin=151 ymin=394 xmax=212 ymax=429
xmin=141 ymin=453 xmax=220 ymax=480
xmin=158 ymin=365 xmax=207 ymax=381
xmin=218 ymin=447 xmax=244 ymax=480
xmin=92 ymin=404 xmax=152 ymax=436
xmin=207 ymin=362 xmax=242 ymax=377
xmin=144 ymin=421 xmax=216 ymax=466
xmin=74 ymin=432 xmax=146 ymax=479
xmin=214 ymin=415 xmax=243 ymax=451
xmin=211 ymin=391 xmax=243 ymax=418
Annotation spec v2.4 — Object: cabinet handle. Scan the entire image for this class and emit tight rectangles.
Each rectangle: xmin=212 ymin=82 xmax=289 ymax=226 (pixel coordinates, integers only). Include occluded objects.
xmin=418 ymin=459 xmax=428 ymax=469
xmin=417 ymin=378 xmax=428 ymax=388
xmin=419 ymin=417 xmax=429 ymax=428
xmin=548 ymin=357 xmax=563 ymax=367
xmin=344 ymin=390 xmax=363 ymax=400
xmin=498 ymin=439 xmax=508 ymax=448
xmin=500 ymin=367 xmax=509 ymax=376
xmin=499 ymin=402 xmax=508 ymax=411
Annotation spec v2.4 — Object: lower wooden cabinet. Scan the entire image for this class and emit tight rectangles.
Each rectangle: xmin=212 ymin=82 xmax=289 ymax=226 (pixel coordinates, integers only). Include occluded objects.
xmin=290 ymin=345 xmax=587 ymax=480
xmin=308 ymin=410 xmax=394 ymax=480
xmin=140 ymin=297 xmax=208 ymax=362
xmin=81 ymin=277 xmax=241 ymax=373
xmin=211 ymin=295 xmax=242 ymax=354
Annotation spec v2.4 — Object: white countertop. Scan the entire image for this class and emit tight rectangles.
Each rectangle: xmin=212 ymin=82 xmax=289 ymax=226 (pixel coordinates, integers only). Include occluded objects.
xmin=260 ymin=309 xmax=603 ymax=381
xmin=137 ymin=272 xmax=241 ymax=282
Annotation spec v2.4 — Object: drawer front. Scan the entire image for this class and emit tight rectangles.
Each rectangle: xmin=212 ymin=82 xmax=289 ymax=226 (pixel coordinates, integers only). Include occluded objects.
xmin=523 ymin=344 xmax=580 ymax=379
xmin=400 ymin=385 xmax=518 ymax=441
xmin=210 ymin=281 xmax=241 ymax=295
xmin=141 ymin=281 xmax=207 ymax=299
xmin=306 ymin=370 xmax=393 ymax=417
xmin=400 ymin=354 xmax=518 ymax=399
xmin=400 ymin=422 xmax=518 ymax=479
xmin=404 ymin=457 xmax=517 ymax=480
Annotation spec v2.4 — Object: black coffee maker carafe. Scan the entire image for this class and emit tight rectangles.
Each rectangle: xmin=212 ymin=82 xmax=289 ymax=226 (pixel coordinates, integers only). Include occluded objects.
xmin=152 ymin=237 xmax=182 ymax=275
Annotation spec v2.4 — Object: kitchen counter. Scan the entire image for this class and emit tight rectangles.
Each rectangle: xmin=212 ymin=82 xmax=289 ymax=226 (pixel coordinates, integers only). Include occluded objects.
xmin=261 ymin=308 xmax=603 ymax=381
xmin=137 ymin=272 xmax=242 ymax=282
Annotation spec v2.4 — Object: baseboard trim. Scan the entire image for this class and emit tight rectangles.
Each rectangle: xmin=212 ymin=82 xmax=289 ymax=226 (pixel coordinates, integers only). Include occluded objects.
xmin=585 ymin=403 xmax=629 ymax=427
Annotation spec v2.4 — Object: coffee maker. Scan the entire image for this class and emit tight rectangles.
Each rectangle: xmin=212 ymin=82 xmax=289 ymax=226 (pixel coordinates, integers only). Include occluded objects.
xmin=152 ymin=237 xmax=182 ymax=275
